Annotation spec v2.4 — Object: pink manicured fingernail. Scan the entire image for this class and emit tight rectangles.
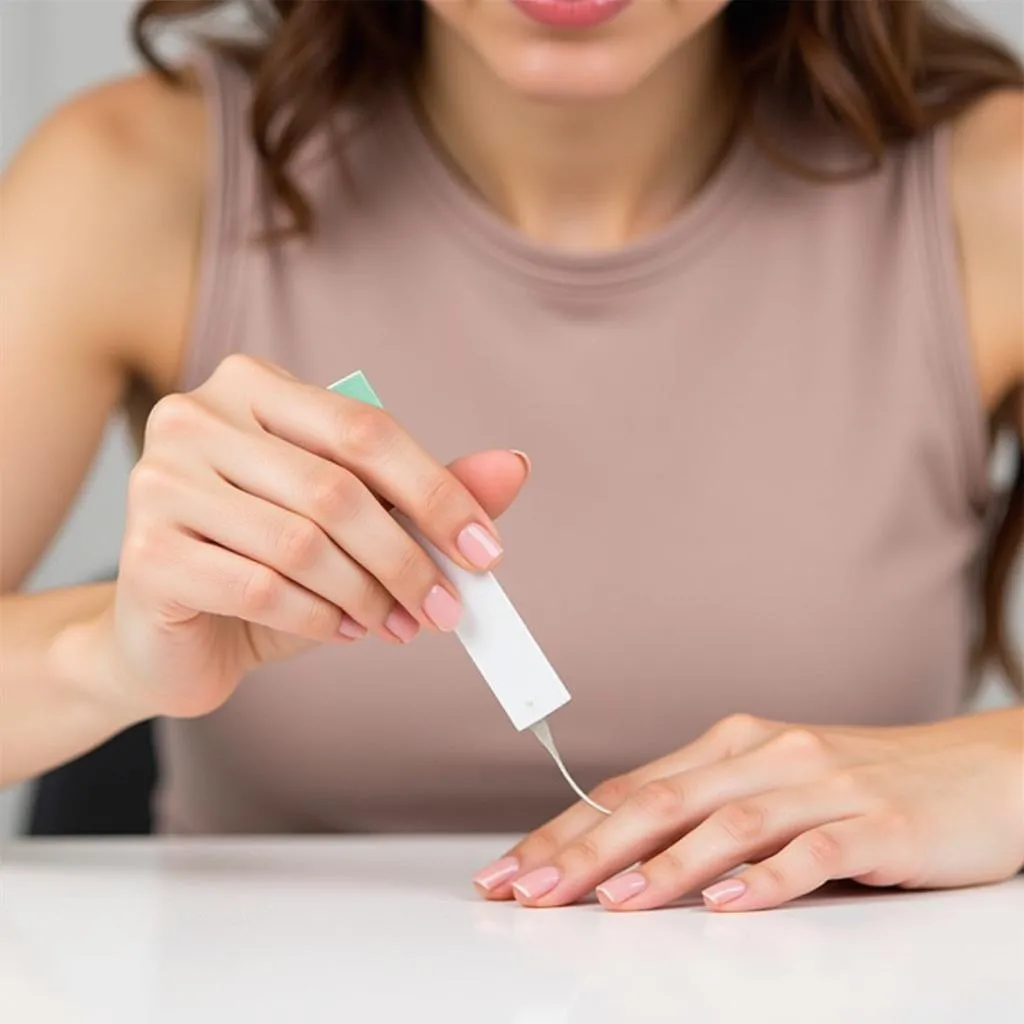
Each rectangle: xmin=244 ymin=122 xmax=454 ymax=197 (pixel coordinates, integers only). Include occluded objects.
xmin=384 ymin=606 xmax=419 ymax=643
xmin=702 ymin=879 xmax=747 ymax=906
xmin=456 ymin=523 xmax=503 ymax=569
xmin=512 ymin=866 xmax=561 ymax=901
xmin=338 ymin=615 xmax=367 ymax=640
xmin=510 ymin=450 xmax=532 ymax=479
xmin=597 ymin=871 xmax=648 ymax=905
xmin=423 ymin=585 xmax=461 ymax=632
xmin=472 ymin=856 xmax=520 ymax=891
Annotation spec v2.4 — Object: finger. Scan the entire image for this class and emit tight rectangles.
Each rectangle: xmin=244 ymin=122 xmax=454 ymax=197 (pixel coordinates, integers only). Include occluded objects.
xmin=701 ymin=816 xmax=897 ymax=912
xmin=597 ymin=779 xmax=864 ymax=911
xmin=473 ymin=774 xmax=634 ymax=901
xmin=202 ymin=429 xmax=452 ymax=634
xmin=447 ymin=450 xmax=530 ymax=520
xmin=236 ymin=365 xmax=508 ymax=573
xmin=476 ymin=714 xmax=772 ymax=902
xmin=149 ymin=530 xmax=347 ymax=645
xmin=161 ymin=470 xmax=414 ymax=641
xmin=508 ymin=728 xmax=827 ymax=908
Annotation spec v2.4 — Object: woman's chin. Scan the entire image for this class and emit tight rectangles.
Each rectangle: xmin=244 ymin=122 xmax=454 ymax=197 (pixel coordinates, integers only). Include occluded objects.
xmin=423 ymin=0 xmax=730 ymax=104
xmin=486 ymin=44 xmax=648 ymax=103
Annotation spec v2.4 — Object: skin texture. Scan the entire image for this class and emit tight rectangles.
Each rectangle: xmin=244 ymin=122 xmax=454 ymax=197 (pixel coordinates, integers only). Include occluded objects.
xmin=1 ymin=1 xmax=1021 ymax=904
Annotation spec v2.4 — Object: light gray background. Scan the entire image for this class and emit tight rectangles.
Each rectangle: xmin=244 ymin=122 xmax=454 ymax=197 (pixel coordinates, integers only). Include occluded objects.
xmin=2 ymin=0 xmax=1022 ymax=837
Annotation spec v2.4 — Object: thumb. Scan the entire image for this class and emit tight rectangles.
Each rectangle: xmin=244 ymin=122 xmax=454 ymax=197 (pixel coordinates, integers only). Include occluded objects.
xmin=448 ymin=450 xmax=531 ymax=521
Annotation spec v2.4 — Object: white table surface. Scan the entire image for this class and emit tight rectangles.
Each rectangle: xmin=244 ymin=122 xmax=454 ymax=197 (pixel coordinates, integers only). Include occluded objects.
xmin=2 ymin=836 xmax=1022 ymax=1024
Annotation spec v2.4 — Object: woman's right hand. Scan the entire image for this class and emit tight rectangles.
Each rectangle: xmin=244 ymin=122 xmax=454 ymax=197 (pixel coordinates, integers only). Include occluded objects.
xmin=104 ymin=355 xmax=529 ymax=719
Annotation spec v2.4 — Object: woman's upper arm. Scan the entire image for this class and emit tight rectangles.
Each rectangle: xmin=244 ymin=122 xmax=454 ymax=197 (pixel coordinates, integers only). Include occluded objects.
xmin=0 ymin=74 xmax=205 ymax=591
xmin=952 ymin=89 xmax=1024 ymax=428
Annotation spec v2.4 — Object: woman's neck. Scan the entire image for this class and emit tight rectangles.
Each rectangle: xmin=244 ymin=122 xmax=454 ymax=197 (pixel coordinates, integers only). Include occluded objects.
xmin=419 ymin=18 xmax=738 ymax=251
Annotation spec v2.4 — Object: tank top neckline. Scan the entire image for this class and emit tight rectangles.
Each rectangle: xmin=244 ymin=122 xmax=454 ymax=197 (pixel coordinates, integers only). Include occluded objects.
xmin=384 ymin=86 xmax=762 ymax=294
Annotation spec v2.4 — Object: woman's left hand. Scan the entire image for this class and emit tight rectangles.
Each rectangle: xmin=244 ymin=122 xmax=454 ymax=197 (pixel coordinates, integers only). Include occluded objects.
xmin=473 ymin=709 xmax=1024 ymax=912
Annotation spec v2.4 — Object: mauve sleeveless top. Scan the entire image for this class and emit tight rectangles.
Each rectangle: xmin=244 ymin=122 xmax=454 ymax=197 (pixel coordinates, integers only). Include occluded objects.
xmin=155 ymin=50 xmax=990 ymax=834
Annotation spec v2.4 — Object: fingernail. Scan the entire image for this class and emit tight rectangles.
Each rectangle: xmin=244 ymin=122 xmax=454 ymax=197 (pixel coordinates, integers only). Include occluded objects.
xmin=597 ymin=871 xmax=648 ymax=905
xmin=456 ymin=523 xmax=503 ymax=569
xmin=384 ymin=606 xmax=419 ymax=643
xmin=338 ymin=615 xmax=367 ymax=640
xmin=511 ymin=866 xmax=561 ymax=901
xmin=702 ymin=878 xmax=747 ymax=907
xmin=472 ymin=856 xmax=520 ymax=891
xmin=510 ymin=449 xmax=532 ymax=479
xmin=423 ymin=585 xmax=462 ymax=632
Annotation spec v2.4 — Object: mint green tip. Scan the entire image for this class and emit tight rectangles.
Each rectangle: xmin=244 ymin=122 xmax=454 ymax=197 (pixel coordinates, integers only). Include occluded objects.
xmin=328 ymin=370 xmax=384 ymax=409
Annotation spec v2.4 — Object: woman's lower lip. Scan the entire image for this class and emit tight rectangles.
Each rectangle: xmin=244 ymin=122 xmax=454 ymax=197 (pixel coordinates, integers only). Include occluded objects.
xmin=511 ymin=0 xmax=633 ymax=31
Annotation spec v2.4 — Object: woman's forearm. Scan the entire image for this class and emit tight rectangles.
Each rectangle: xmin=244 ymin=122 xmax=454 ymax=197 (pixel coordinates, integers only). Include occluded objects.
xmin=0 ymin=583 xmax=145 ymax=787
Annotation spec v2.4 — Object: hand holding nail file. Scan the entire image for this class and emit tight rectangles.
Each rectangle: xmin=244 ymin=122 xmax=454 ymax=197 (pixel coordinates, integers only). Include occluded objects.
xmin=328 ymin=371 xmax=611 ymax=816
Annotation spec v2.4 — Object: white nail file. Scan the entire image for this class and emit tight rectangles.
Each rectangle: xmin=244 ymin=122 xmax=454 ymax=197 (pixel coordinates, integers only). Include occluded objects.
xmin=393 ymin=513 xmax=570 ymax=731
xmin=328 ymin=371 xmax=611 ymax=815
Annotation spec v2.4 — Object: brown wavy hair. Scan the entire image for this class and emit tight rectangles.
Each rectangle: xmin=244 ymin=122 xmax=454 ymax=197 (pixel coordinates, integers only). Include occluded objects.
xmin=132 ymin=0 xmax=1022 ymax=694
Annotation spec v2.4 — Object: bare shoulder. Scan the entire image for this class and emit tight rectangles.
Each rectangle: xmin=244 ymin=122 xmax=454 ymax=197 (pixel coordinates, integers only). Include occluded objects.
xmin=1 ymin=69 xmax=208 ymax=392
xmin=47 ymin=68 xmax=206 ymax=173
xmin=1 ymin=71 xmax=211 ymax=588
xmin=949 ymin=89 xmax=1023 ymax=417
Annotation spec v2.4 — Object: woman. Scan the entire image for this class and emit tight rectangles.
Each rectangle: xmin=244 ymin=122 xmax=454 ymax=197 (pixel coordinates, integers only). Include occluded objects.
xmin=1 ymin=0 xmax=1021 ymax=913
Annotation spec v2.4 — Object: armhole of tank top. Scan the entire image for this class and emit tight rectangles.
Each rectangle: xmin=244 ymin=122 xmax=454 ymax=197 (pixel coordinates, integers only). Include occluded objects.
xmin=175 ymin=48 xmax=251 ymax=394
xmin=911 ymin=121 xmax=991 ymax=515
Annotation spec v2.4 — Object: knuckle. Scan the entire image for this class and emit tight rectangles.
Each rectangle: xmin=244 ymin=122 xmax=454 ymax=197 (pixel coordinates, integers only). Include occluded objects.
xmin=715 ymin=802 xmax=767 ymax=846
xmin=297 ymin=596 xmax=338 ymax=638
xmin=559 ymin=836 xmax=602 ymax=875
xmin=757 ymin=860 xmax=788 ymax=893
xmin=339 ymin=405 xmax=395 ymax=460
xmin=121 ymin=524 xmax=163 ymax=568
xmin=127 ymin=461 xmax=176 ymax=504
xmin=389 ymin=542 xmax=435 ymax=591
xmin=414 ymin=471 xmax=457 ymax=519
xmin=306 ymin=469 xmax=359 ymax=523
xmin=771 ymin=727 xmax=829 ymax=762
xmin=880 ymin=808 xmax=914 ymax=843
xmin=631 ymin=778 xmax=686 ymax=822
xmin=214 ymin=353 xmax=262 ymax=384
xmin=652 ymin=846 xmax=687 ymax=879
xmin=516 ymin=829 xmax=561 ymax=866
xmin=144 ymin=394 xmax=202 ymax=444
xmin=715 ymin=712 xmax=766 ymax=747
xmin=273 ymin=518 xmax=325 ymax=573
xmin=802 ymin=829 xmax=842 ymax=871
xmin=828 ymin=770 xmax=866 ymax=802
xmin=591 ymin=775 xmax=633 ymax=811
xmin=240 ymin=565 xmax=281 ymax=616
xmin=343 ymin=576 xmax=391 ymax=627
